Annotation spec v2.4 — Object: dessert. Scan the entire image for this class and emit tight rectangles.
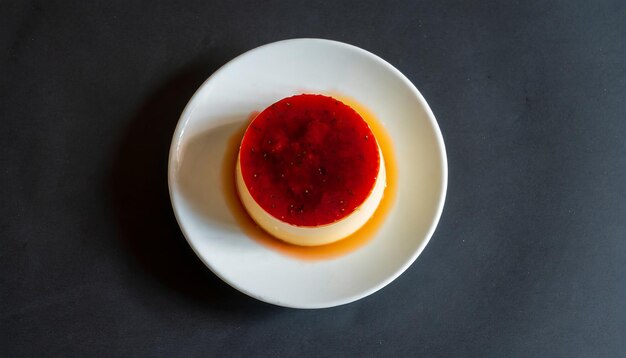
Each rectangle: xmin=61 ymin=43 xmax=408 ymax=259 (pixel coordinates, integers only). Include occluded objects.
xmin=236 ymin=94 xmax=386 ymax=246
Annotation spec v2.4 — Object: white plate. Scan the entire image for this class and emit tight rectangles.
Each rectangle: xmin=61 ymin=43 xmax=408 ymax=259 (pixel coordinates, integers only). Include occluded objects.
xmin=168 ymin=39 xmax=447 ymax=309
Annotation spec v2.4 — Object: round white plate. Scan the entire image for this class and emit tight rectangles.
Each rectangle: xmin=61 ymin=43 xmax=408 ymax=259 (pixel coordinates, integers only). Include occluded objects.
xmin=168 ymin=39 xmax=447 ymax=309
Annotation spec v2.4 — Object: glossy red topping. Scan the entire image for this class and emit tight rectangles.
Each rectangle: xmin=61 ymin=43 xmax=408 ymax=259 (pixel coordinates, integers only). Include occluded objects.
xmin=239 ymin=94 xmax=380 ymax=226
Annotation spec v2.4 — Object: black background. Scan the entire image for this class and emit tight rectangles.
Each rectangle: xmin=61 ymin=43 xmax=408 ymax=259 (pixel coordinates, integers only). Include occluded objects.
xmin=2 ymin=1 xmax=626 ymax=356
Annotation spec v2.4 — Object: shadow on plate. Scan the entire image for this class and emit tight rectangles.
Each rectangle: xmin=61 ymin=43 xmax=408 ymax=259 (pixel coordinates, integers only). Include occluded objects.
xmin=175 ymin=120 xmax=246 ymax=233
xmin=108 ymin=56 xmax=278 ymax=313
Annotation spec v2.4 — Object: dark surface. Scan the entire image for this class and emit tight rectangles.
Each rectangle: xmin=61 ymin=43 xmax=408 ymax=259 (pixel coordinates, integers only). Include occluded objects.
xmin=2 ymin=1 xmax=625 ymax=356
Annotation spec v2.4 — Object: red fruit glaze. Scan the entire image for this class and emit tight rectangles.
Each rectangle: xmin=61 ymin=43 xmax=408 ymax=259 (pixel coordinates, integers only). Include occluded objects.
xmin=239 ymin=94 xmax=381 ymax=226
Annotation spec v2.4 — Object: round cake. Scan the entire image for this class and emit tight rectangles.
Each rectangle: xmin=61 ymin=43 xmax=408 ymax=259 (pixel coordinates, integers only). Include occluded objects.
xmin=236 ymin=94 xmax=385 ymax=246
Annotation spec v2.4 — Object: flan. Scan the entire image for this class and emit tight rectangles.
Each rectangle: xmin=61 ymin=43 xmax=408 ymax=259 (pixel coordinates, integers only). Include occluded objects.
xmin=236 ymin=94 xmax=385 ymax=246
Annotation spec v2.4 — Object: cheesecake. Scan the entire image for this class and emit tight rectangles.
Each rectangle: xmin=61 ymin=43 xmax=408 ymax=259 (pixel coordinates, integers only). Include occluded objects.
xmin=236 ymin=94 xmax=386 ymax=246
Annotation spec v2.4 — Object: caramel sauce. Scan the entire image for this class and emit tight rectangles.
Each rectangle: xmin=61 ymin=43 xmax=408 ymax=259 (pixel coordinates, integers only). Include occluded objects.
xmin=222 ymin=96 xmax=398 ymax=260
